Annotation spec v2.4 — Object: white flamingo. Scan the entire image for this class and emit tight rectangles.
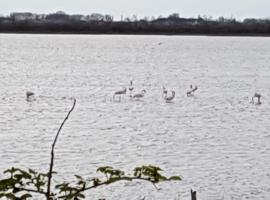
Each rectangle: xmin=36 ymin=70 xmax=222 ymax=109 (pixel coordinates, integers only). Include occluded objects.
xmin=164 ymin=90 xmax=175 ymax=102
xmin=133 ymin=90 xmax=146 ymax=100
xmin=113 ymin=87 xmax=127 ymax=101
xmin=252 ymin=92 xmax=262 ymax=104
xmin=187 ymin=85 xmax=198 ymax=96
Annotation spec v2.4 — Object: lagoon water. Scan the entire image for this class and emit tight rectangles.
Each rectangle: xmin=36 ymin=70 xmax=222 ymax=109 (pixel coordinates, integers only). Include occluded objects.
xmin=0 ymin=34 xmax=270 ymax=199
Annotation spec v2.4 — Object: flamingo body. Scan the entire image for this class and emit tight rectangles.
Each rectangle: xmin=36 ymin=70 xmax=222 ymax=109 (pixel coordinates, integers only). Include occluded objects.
xmin=187 ymin=85 xmax=198 ymax=96
xmin=133 ymin=90 xmax=146 ymax=99
xmin=252 ymin=92 xmax=262 ymax=104
xmin=165 ymin=91 xmax=175 ymax=102
xmin=113 ymin=87 xmax=127 ymax=101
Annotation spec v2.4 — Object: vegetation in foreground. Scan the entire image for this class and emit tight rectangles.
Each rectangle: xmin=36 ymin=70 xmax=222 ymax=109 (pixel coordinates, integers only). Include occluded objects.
xmin=0 ymin=99 xmax=181 ymax=199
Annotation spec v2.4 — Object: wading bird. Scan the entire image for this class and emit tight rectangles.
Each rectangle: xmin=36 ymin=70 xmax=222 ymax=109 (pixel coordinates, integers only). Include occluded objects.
xmin=164 ymin=90 xmax=175 ymax=102
xmin=252 ymin=92 xmax=262 ymax=104
xmin=162 ymin=86 xmax=168 ymax=98
xmin=187 ymin=85 xmax=198 ymax=97
xmin=133 ymin=89 xmax=146 ymax=100
xmin=113 ymin=87 xmax=127 ymax=101
xmin=129 ymin=80 xmax=134 ymax=97
xmin=26 ymin=91 xmax=35 ymax=101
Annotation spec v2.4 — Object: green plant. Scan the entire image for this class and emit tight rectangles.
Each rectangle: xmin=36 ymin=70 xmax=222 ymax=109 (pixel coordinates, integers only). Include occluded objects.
xmin=0 ymin=99 xmax=181 ymax=199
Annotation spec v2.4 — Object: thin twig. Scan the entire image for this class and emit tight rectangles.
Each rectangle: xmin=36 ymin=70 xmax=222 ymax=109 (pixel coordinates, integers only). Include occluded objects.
xmin=46 ymin=99 xmax=76 ymax=200
xmin=16 ymin=187 xmax=47 ymax=195
xmin=84 ymin=177 xmax=159 ymax=191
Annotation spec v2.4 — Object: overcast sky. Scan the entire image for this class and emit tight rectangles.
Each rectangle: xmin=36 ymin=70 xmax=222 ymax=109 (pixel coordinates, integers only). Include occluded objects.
xmin=0 ymin=0 xmax=269 ymax=20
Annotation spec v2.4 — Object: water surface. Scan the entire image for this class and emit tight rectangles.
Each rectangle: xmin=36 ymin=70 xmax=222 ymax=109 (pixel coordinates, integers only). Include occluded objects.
xmin=0 ymin=34 xmax=270 ymax=199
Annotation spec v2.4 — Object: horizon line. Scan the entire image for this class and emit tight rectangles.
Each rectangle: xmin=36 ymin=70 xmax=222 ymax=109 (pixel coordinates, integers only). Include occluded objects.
xmin=1 ymin=11 xmax=270 ymax=21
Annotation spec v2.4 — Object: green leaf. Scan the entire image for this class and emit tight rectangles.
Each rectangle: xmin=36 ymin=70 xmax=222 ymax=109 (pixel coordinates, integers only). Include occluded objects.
xmin=20 ymin=193 xmax=32 ymax=199
xmin=75 ymin=175 xmax=83 ymax=180
xmin=14 ymin=174 xmax=23 ymax=180
xmin=28 ymin=169 xmax=36 ymax=175
xmin=18 ymin=169 xmax=32 ymax=179
xmin=97 ymin=166 xmax=113 ymax=173
xmin=76 ymin=193 xmax=85 ymax=198
xmin=0 ymin=178 xmax=17 ymax=190
xmin=169 ymin=176 xmax=182 ymax=181
xmin=12 ymin=187 xmax=20 ymax=193
xmin=107 ymin=177 xmax=121 ymax=184
xmin=4 ymin=193 xmax=17 ymax=200
xmin=92 ymin=178 xmax=100 ymax=186
xmin=148 ymin=165 xmax=162 ymax=171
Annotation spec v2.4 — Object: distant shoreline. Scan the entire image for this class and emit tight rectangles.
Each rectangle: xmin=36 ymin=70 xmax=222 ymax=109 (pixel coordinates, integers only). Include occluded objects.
xmin=2 ymin=12 xmax=270 ymax=38
xmin=2 ymin=13 xmax=270 ymax=37
xmin=1 ymin=31 xmax=270 ymax=37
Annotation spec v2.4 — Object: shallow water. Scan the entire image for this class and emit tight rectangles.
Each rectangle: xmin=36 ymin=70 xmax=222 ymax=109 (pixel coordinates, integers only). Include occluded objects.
xmin=0 ymin=34 xmax=270 ymax=199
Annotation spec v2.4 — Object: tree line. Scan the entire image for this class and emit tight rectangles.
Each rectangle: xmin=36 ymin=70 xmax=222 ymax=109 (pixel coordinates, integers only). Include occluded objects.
xmin=0 ymin=11 xmax=270 ymax=35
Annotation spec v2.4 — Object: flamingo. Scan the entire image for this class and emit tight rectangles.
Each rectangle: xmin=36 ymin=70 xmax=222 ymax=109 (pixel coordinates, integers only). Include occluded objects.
xmin=187 ymin=85 xmax=198 ymax=97
xmin=129 ymin=80 xmax=134 ymax=97
xmin=113 ymin=87 xmax=127 ymax=101
xmin=252 ymin=92 xmax=262 ymax=104
xmin=26 ymin=91 xmax=35 ymax=101
xmin=162 ymin=86 xmax=168 ymax=97
xmin=133 ymin=90 xmax=146 ymax=100
xmin=164 ymin=90 xmax=175 ymax=102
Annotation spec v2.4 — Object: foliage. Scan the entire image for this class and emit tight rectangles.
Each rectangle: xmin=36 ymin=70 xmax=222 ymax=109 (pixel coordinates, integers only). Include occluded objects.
xmin=0 ymin=165 xmax=181 ymax=199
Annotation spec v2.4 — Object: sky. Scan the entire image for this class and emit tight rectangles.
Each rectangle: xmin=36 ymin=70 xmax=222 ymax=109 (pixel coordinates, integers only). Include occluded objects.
xmin=0 ymin=0 xmax=269 ymax=20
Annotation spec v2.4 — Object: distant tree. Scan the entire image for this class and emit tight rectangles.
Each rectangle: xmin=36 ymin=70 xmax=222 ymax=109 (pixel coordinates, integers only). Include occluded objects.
xmin=10 ymin=12 xmax=35 ymax=22
xmin=131 ymin=14 xmax=138 ymax=22
xmin=36 ymin=14 xmax=46 ymax=20
xmin=229 ymin=17 xmax=236 ymax=23
xmin=150 ymin=16 xmax=156 ymax=21
xmin=89 ymin=13 xmax=104 ymax=21
xmin=218 ymin=16 xmax=225 ymax=23
xmin=104 ymin=14 xmax=113 ymax=22
xmin=46 ymin=11 xmax=69 ymax=23
xmin=202 ymin=15 xmax=209 ymax=21
xmin=168 ymin=13 xmax=180 ymax=19
xmin=55 ymin=11 xmax=66 ymax=15
xmin=70 ymin=14 xmax=83 ymax=22
xmin=143 ymin=16 xmax=150 ymax=22
xmin=124 ymin=17 xmax=131 ymax=22
xmin=243 ymin=18 xmax=257 ymax=24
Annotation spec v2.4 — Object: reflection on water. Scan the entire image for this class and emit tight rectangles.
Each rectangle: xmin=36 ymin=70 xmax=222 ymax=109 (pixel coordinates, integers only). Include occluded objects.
xmin=1 ymin=34 xmax=270 ymax=199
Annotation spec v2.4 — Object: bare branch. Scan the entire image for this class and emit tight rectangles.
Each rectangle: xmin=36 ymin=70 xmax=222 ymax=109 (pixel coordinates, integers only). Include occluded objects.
xmin=16 ymin=187 xmax=47 ymax=195
xmin=46 ymin=99 xmax=76 ymax=200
